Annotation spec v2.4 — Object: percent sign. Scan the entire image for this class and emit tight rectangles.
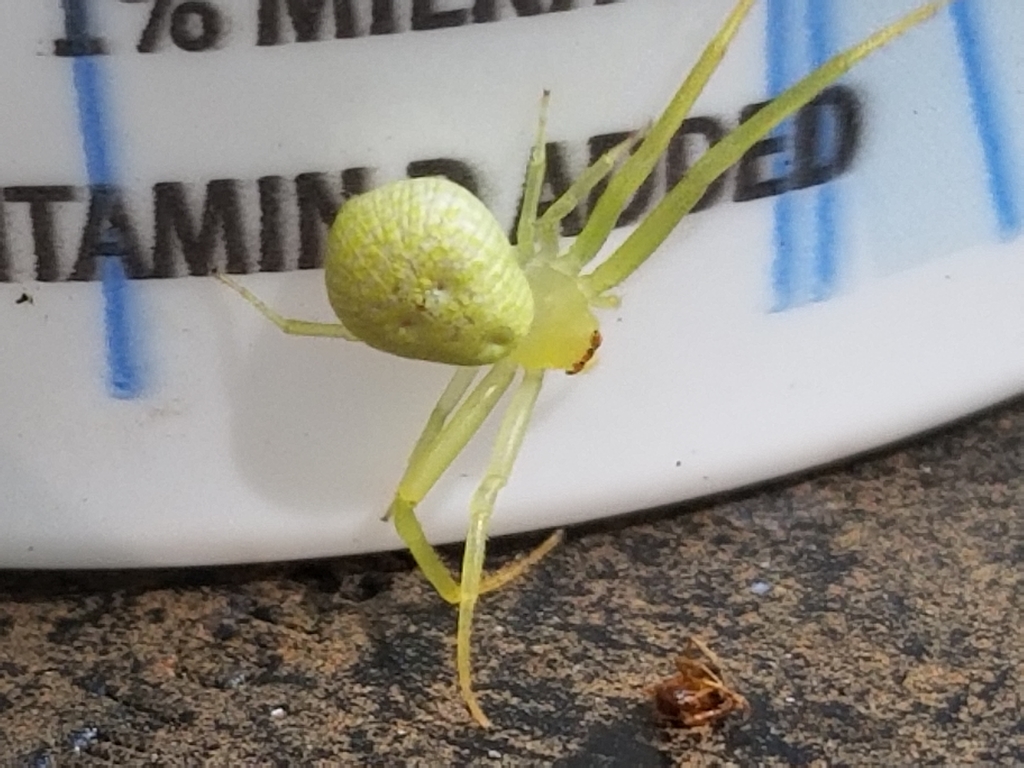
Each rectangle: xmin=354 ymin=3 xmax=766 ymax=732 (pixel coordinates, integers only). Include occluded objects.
xmin=129 ymin=0 xmax=224 ymax=52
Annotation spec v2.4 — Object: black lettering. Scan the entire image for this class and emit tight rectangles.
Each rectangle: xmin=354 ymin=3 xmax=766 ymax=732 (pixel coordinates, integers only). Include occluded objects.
xmin=153 ymin=180 xmax=248 ymax=277
xmin=138 ymin=0 xmax=171 ymax=53
xmin=588 ymin=131 xmax=656 ymax=227
xmin=256 ymin=0 xmax=608 ymax=43
xmin=371 ymin=0 xmax=397 ymax=35
xmin=734 ymin=101 xmax=789 ymax=203
xmin=0 ymin=200 xmax=9 ymax=283
xmin=171 ymin=1 xmax=223 ymax=51
xmin=259 ymin=0 xmax=357 ymax=44
xmin=257 ymin=0 xmax=281 ymax=44
xmin=471 ymin=0 xmax=540 ymax=22
xmin=295 ymin=168 xmax=369 ymax=269
xmin=71 ymin=186 xmax=146 ymax=281
xmin=406 ymin=158 xmax=480 ymax=197
xmin=792 ymin=85 xmax=861 ymax=190
xmin=54 ymin=0 xmax=106 ymax=56
xmin=487 ymin=0 xmax=614 ymax=14
xmin=334 ymin=0 xmax=357 ymax=38
xmin=141 ymin=0 xmax=222 ymax=52
xmin=258 ymin=176 xmax=286 ymax=272
xmin=282 ymin=0 xmax=327 ymax=41
xmin=412 ymin=0 xmax=468 ymax=30
xmin=4 ymin=186 xmax=77 ymax=282
xmin=666 ymin=116 xmax=727 ymax=213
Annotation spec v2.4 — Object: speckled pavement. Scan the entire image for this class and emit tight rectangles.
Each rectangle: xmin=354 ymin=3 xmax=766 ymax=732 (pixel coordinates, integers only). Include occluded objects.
xmin=1 ymin=396 xmax=1022 ymax=766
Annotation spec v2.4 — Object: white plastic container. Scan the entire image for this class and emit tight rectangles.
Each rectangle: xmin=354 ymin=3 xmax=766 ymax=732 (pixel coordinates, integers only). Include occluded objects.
xmin=2 ymin=0 xmax=1022 ymax=567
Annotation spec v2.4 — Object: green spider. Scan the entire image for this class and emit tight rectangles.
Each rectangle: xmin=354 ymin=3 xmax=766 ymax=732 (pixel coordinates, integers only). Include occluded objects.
xmin=220 ymin=0 xmax=954 ymax=726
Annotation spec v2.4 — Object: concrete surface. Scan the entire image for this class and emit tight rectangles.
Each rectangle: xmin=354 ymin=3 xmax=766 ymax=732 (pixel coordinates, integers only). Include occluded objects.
xmin=2 ymin=398 xmax=1022 ymax=766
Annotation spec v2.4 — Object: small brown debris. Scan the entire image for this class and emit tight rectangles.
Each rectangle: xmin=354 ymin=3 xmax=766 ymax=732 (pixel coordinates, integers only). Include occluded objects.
xmin=649 ymin=637 xmax=750 ymax=729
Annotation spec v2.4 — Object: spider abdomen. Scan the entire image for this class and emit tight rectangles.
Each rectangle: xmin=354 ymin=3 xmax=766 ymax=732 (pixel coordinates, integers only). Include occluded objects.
xmin=326 ymin=177 xmax=534 ymax=366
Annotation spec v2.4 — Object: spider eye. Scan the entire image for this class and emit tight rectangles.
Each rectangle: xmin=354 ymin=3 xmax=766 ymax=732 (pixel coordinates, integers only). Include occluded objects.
xmin=325 ymin=177 xmax=534 ymax=366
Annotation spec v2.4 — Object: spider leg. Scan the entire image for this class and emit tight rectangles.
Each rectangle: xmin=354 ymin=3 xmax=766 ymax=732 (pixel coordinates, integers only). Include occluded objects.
xmin=404 ymin=366 xmax=480 ymax=476
xmin=541 ymin=131 xmax=644 ymax=267
xmin=584 ymin=0 xmax=955 ymax=294
xmin=516 ymin=91 xmax=551 ymax=265
xmin=216 ymin=274 xmax=357 ymax=340
xmin=565 ymin=0 xmax=759 ymax=273
xmin=456 ymin=367 xmax=546 ymax=727
xmin=387 ymin=360 xmax=559 ymax=606
xmin=388 ymin=359 xmax=517 ymax=602
xmin=515 ymin=94 xmax=642 ymax=265
xmin=477 ymin=527 xmax=562 ymax=594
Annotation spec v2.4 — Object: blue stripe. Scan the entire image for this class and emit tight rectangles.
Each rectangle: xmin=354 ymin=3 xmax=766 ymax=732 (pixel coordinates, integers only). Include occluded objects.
xmin=72 ymin=56 xmax=114 ymax=185
xmin=101 ymin=257 xmax=139 ymax=397
xmin=812 ymin=184 xmax=837 ymax=299
xmin=766 ymin=0 xmax=796 ymax=311
xmin=807 ymin=0 xmax=837 ymax=300
xmin=66 ymin=0 xmax=143 ymax=398
xmin=950 ymin=0 xmax=1021 ymax=241
xmin=764 ymin=0 xmax=793 ymax=96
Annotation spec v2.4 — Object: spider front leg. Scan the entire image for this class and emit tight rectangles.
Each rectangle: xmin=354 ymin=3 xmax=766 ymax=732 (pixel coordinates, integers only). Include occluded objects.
xmin=581 ymin=0 xmax=957 ymax=295
xmin=457 ymin=367 xmax=546 ymax=727
xmin=386 ymin=363 xmax=553 ymax=727
xmin=386 ymin=359 xmax=561 ymax=607
xmin=517 ymin=91 xmax=641 ymax=262
xmin=540 ymin=130 xmax=644 ymax=266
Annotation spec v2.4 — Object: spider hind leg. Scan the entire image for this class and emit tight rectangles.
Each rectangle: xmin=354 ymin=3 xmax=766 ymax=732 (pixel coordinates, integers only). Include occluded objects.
xmin=215 ymin=273 xmax=356 ymax=339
